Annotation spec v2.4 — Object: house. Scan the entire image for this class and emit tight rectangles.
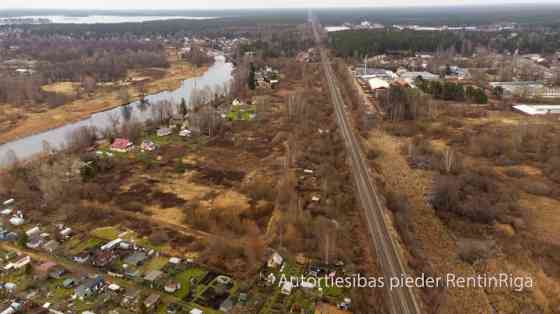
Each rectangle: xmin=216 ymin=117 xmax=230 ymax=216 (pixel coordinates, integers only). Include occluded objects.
xmin=157 ymin=127 xmax=172 ymax=137
xmin=100 ymin=238 xmax=122 ymax=251
xmin=75 ymin=276 xmax=104 ymax=300
xmin=63 ymin=278 xmax=76 ymax=288
xmin=266 ymin=273 xmax=276 ymax=286
xmin=43 ymin=240 xmax=60 ymax=253
xmin=4 ymin=256 xmax=31 ymax=271
xmin=48 ymin=266 xmax=66 ymax=279
xmin=315 ymin=302 xmax=350 ymax=314
xmin=238 ymin=293 xmax=248 ymax=305
xmin=92 ymin=250 xmax=115 ymax=267
xmin=166 ymin=303 xmax=182 ymax=314
xmin=0 ymin=302 xmax=21 ymax=314
xmin=59 ymin=227 xmax=73 ymax=239
xmin=26 ymin=237 xmax=44 ymax=249
xmin=140 ymin=140 xmax=157 ymax=152
xmin=9 ymin=215 xmax=24 ymax=226
xmin=179 ymin=129 xmax=192 ymax=137
xmin=215 ymin=275 xmax=232 ymax=289
xmin=73 ymin=252 xmax=90 ymax=264
xmin=219 ymin=298 xmax=234 ymax=312
xmin=489 ymin=81 xmax=544 ymax=97
xmin=513 ymin=104 xmax=560 ymax=115
xmin=3 ymin=282 xmax=16 ymax=293
xmin=26 ymin=226 xmax=41 ymax=238
xmin=144 ymin=293 xmax=161 ymax=311
xmin=123 ymin=251 xmax=149 ymax=267
xmin=268 ymin=252 xmax=284 ymax=268
xmin=367 ymin=78 xmax=390 ymax=98
xmin=400 ymin=71 xmax=439 ymax=81
xmin=108 ymin=283 xmax=122 ymax=293
xmin=121 ymin=289 xmax=141 ymax=310
xmin=164 ymin=280 xmax=181 ymax=293
xmin=338 ymin=298 xmax=352 ymax=311
xmin=281 ymin=281 xmax=293 ymax=295
xmin=144 ymin=270 xmax=164 ymax=288
xmin=111 ymin=139 xmax=133 ymax=152
xmin=35 ymin=261 xmax=58 ymax=280
xmin=0 ymin=229 xmax=17 ymax=241
xmin=168 ymin=257 xmax=181 ymax=265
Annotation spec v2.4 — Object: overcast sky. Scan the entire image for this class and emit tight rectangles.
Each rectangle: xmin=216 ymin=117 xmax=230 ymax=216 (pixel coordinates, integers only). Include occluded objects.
xmin=0 ymin=0 xmax=558 ymax=10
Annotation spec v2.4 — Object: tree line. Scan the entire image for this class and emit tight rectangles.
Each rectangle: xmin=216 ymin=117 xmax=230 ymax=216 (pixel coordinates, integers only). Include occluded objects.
xmin=329 ymin=28 xmax=560 ymax=59
xmin=415 ymin=79 xmax=488 ymax=104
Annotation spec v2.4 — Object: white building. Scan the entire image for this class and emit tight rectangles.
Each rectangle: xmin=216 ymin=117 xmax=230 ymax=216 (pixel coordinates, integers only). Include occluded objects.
xmin=400 ymin=71 xmax=439 ymax=81
xmin=513 ymin=104 xmax=560 ymax=115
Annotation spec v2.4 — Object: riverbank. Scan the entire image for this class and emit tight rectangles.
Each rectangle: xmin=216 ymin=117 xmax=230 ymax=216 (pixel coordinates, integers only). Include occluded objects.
xmin=0 ymin=59 xmax=208 ymax=145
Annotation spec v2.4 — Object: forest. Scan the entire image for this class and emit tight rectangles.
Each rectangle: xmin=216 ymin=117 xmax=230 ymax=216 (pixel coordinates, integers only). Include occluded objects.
xmin=315 ymin=4 xmax=560 ymax=27
xmin=329 ymin=28 xmax=560 ymax=58
xmin=0 ymin=36 xmax=169 ymax=106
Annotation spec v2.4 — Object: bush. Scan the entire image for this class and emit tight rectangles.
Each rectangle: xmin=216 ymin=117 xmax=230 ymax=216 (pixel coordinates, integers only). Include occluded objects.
xmin=66 ymin=126 xmax=98 ymax=152
xmin=386 ymin=191 xmax=410 ymax=213
xmin=504 ymin=168 xmax=527 ymax=178
xmin=149 ymin=230 xmax=170 ymax=245
xmin=367 ymin=148 xmax=380 ymax=160
xmin=458 ymin=238 xmax=494 ymax=264
xmin=523 ymin=181 xmax=552 ymax=196
xmin=546 ymin=157 xmax=560 ymax=183
xmin=384 ymin=123 xmax=419 ymax=137
xmin=120 ymin=201 xmax=144 ymax=213
xmin=432 ymin=170 xmax=516 ymax=224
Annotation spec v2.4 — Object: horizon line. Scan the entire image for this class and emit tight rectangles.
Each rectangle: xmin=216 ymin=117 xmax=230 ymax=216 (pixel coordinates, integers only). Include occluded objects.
xmin=1 ymin=3 xmax=560 ymax=11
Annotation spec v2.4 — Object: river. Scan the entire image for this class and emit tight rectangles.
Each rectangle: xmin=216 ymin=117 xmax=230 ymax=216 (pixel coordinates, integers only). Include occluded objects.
xmin=0 ymin=56 xmax=233 ymax=165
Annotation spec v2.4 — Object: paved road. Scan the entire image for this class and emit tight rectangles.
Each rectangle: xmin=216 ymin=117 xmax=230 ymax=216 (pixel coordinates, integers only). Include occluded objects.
xmin=309 ymin=12 xmax=422 ymax=314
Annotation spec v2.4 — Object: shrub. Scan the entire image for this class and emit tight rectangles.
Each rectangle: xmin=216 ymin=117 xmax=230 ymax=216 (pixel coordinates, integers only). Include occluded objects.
xmin=120 ymin=201 xmax=144 ymax=213
xmin=367 ymin=148 xmax=380 ymax=160
xmin=458 ymin=238 xmax=494 ymax=264
xmin=523 ymin=181 xmax=552 ymax=196
xmin=432 ymin=171 xmax=516 ymax=224
xmin=149 ymin=230 xmax=170 ymax=245
xmin=546 ymin=157 xmax=560 ymax=183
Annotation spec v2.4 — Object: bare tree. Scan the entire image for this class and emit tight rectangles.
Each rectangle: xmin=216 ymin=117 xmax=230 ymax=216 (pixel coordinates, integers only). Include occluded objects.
xmin=443 ymin=148 xmax=455 ymax=174
xmin=151 ymin=100 xmax=174 ymax=125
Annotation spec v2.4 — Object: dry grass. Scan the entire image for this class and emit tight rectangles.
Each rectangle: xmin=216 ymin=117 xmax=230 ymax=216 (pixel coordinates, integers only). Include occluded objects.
xmin=0 ymin=59 xmax=206 ymax=144
xmin=519 ymin=193 xmax=560 ymax=246
xmin=366 ymin=129 xmax=492 ymax=313
xmin=41 ymin=81 xmax=80 ymax=96
xmin=376 ymin=109 xmax=560 ymax=313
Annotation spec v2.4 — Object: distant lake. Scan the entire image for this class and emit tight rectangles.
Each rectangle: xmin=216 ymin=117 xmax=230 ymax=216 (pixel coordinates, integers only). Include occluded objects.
xmin=0 ymin=15 xmax=217 ymax=25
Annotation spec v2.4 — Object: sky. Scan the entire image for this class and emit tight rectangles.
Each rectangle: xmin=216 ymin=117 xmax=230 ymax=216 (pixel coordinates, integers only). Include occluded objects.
xmin=0 ymin=0 xmax=558 ymax=10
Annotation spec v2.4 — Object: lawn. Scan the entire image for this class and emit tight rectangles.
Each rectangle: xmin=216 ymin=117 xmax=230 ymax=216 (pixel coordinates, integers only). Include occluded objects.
xmin=173 ymin=267 xmax=208 ymax=299
xmin=90 ymin=226 xmax=122 ymax=240
xmin=66 ymin=237 xmax=102 ymax=256
xmin=226 ymin=105 xmax=256 ymax=121
xmin=45 ymin=278 xmax=74 ymax=303
xmin=140 ymin=255 xmax=169 ymax=273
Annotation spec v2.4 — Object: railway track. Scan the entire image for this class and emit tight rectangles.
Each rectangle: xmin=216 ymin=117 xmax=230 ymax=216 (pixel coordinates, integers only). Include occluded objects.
xmin=310 ymin=12 xmax=422 ymax=314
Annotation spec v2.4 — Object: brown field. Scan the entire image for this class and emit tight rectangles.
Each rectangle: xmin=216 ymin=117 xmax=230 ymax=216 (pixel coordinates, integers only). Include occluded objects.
xmin=365 ymin=130 xmax=492 ymax=313
xmin=0 ymin=59 xmax=206 ymax=145
xmin=365 ymin=107 xmax=560 ymax=313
